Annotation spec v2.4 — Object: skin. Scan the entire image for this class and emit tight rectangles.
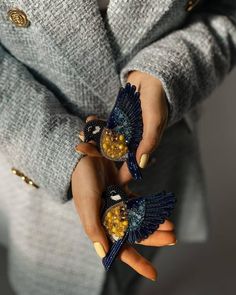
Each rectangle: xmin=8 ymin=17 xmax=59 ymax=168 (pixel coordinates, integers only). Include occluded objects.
xmin=72 ymin=70 xmax=174 ymax=281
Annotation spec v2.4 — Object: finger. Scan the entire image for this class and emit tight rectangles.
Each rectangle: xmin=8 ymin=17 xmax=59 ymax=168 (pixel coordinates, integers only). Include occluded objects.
xmin=75 ymin=143 xmax=102 ymax=157
xmin=137 ymin=230 xmax=176 ymax=247
xmin=86 ymin=115 xmax=98 ymax=123
xmin=136 ymin=114 xmax=166 ymax=169
xmin=117 ymin=162 xmax=133 ymax=185
xmin=126 ymin=72 xmax=141 ymax=91
xmin=72 ymin=156 xmax=110 ymax=259
xmin=125 ymin=187 xmax=139 ymax=199
xmin=136 ymin=85 xmax=168 ymax=169
xmin=73 ymin=190 xmax=110 ymax=258
xmin=158 ymin=220 xmax=175 ymax=231
xmin=136 ymin=124 xmax=161 ymax=168
xmin=85 ymin=220 xmax=110 ymax=258
xmin=119 ymin=245 xmax=157 ymax=281
xmin=79 ymin=131 xmax=85 ymax=141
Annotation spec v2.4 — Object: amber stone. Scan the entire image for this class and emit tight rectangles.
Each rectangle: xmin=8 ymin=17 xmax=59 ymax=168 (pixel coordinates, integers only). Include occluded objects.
xmin=103 ymin=204 xmax=129 ymax=241
xmin=100 ymin=129 xmax=128 ymax=161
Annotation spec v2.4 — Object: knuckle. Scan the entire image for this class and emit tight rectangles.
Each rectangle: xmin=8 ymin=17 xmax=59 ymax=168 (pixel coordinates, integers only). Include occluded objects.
xmin=143 ymin=122 xmax=166 ymax=151
xmin=148 ymin=137 xmax=158 ymax=149
xmin=142 ymin=135 xmax=157 ymax=151
xmin=156 ymin=118 xmax=166 ymax=132
xmin=154 ymin=112 xmax=167 ymax=128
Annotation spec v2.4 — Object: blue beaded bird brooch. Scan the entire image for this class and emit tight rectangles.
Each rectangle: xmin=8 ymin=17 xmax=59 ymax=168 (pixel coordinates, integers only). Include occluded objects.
xmin=81 ymin=83 xmax=143 ymax=180
xmin=101 ymin=185 xmax=177 ymax=271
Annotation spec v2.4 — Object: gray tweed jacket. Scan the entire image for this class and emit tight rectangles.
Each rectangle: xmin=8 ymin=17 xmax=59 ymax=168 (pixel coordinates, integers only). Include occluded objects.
xmin=0 ymin=1 xmax=236 ymax=294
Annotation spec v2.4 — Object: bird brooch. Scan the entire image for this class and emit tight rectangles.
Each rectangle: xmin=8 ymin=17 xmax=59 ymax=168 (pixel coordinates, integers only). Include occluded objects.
xmin=101 ymin=185 xmax=177 ymax=271
xmin=80 ymin=83 xmax=143 ymax=180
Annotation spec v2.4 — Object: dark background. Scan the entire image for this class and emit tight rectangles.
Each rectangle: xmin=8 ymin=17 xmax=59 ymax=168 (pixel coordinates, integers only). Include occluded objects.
xmin=1 ymin=69 xmax=236 ymax=294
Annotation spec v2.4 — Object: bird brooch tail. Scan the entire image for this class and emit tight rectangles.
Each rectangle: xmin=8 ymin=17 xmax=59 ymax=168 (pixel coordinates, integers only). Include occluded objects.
xmin=102 ymin=231 xmax=129 ymax=271
xmin=127 ymin=152 xmax=142 ymax=180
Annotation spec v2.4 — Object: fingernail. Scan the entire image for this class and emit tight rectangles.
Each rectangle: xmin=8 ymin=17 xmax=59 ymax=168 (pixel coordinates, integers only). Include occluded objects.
xmin=168 ymin=239 xmax=178 ymax=246
xmin=93 ymin=242 xmax=106 ymax=258
xmin=151 ymin=278 xmax=157 ymax=282
xmin=150 ymin=274 xmax=157 ymax=282
xmin=74 ymin=146 xmax=86 ymax=155
xmin=139 ymin=154 xmax=149 ymax=168
xmin=79 ymin=133 xmax=85 ymax=142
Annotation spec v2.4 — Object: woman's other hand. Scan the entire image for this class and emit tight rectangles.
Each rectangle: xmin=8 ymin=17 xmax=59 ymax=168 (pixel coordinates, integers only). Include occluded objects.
xmin=73 ymin=129 xmax=176 ymax=281
xmin=119 ymin=70 xmax=169 ymax=184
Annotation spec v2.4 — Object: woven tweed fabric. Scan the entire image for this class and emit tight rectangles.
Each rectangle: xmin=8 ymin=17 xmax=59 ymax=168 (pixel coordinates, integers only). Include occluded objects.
xmin=0 ymin=0 xmax=236 ymax=294
xmin=1 ymin=0 xmax=236 ymax=201
xmin=0 ymin=153 xmax=106 ymax=295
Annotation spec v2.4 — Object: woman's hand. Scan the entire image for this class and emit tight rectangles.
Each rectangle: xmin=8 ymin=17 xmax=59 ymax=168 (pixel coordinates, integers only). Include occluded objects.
xmin=72 ymin=126 xmax=176 ymax=281
xmin=119 ymin=70 xmax=169 ymax=183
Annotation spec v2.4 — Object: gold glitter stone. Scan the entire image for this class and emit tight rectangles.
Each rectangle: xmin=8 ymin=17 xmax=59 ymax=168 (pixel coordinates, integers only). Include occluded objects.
xmin=101 ymin=129 xmax=128 ymax=160
xmin=119 ymin=135 xmax=125 ymax=141
xmin=102 ymin=143 xmax=108 ymax=150
xmin=103 ymin=204 xmax=128 ymax=240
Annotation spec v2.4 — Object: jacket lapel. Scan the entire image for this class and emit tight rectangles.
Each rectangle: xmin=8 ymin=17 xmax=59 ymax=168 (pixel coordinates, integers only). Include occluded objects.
xmin=31 ymin=0 xmax=182 ymax=107
xmin=33 ymin=0 xmax=120 ymax=108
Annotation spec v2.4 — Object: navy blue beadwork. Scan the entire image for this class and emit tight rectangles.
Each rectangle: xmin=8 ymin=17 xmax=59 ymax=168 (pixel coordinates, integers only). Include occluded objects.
xmin=101 ymin=185 xmax=177 ymax=271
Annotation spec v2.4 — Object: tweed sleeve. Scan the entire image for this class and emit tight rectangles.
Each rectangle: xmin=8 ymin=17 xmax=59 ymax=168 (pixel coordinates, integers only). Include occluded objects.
xmin=0 ymin=44 xmax=84 ymax=203
xmin=120 ymin=0 xmax=236 ymax=126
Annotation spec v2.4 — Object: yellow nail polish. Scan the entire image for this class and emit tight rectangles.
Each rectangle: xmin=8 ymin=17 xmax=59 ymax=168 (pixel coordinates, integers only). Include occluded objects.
xmin=93 ymin=242 xmax=106 ymax=258
xmin=139 ymin=154 xmax=149 ymax=168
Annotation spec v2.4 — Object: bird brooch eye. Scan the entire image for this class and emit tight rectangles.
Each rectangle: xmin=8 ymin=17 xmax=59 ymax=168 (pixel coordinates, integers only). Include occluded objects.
xmin=110 ymin=190 xmax=122 ymax=201
xmin=79 ymin=83 xmax=143 ymax=180
xmin=101 ymin=185 xmax=177 ymax=271
xmin=92 ymin=126 xmax=101 ymax=134
xmin=103 ymin=204 xmax=128 ymax=241
xmin=87 ymin=126 xmax=93 ymax=132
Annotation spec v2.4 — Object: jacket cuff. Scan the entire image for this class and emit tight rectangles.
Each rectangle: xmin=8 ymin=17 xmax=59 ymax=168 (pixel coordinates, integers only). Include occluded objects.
xmin=67 ymin=182 xmax=73 ymax=201
xmin=120 ymin=13 xmax=236 ymax=127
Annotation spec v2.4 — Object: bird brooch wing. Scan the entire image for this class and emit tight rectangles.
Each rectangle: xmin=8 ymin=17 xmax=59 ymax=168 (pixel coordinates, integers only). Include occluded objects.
xmin=103 ymin=83 xmax=143 ymax=179
xmin=126 ymin=191 xmax=176 ymax=243
xmin=101 ymin=186 xmax=176 ymax=271
xmin=106 ymin=82 xmax=143 ymax=151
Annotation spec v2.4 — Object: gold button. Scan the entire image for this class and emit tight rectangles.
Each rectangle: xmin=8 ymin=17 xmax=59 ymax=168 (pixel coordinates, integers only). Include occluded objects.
xmin=24 ymin=176 xmax=39 ymax=189
xmin=7 ymin=8 xmax=30 ymax=28
xmin=11 ymin=168 xmax=39 ymax=188
xmin=11 ymin=168 xmax=24 ymax=177
xmin=185 ymin=0 xmax=200 ymax=12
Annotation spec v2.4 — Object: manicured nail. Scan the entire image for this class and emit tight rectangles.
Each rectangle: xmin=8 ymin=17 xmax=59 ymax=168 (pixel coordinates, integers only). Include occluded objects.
xmin=78 ymin=133 xmax=85 ymax=141
xmin=151 ymin=277 xmax=157 ymax=282
xmin=75 ymin=145 xmax=86 ymax=155
xmin=168 ymin=239 xmax=178 ymax=246
xmin=139 ymin=154 xmax=149 ymax=168
xmin=93 ymin=242 xmax=106 ymax=258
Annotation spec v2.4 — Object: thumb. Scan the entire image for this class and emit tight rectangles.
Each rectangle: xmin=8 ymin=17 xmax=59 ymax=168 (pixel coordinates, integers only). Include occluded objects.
xmin=136 ymin=89 xmax=168 ymax=169
xmin=136 ymin=120 xmax=165 ymax=169
xmin=83 ymin=216 xmax=110 ymax=260
xmin=73 ymin=189 xmax=110 ymax=259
